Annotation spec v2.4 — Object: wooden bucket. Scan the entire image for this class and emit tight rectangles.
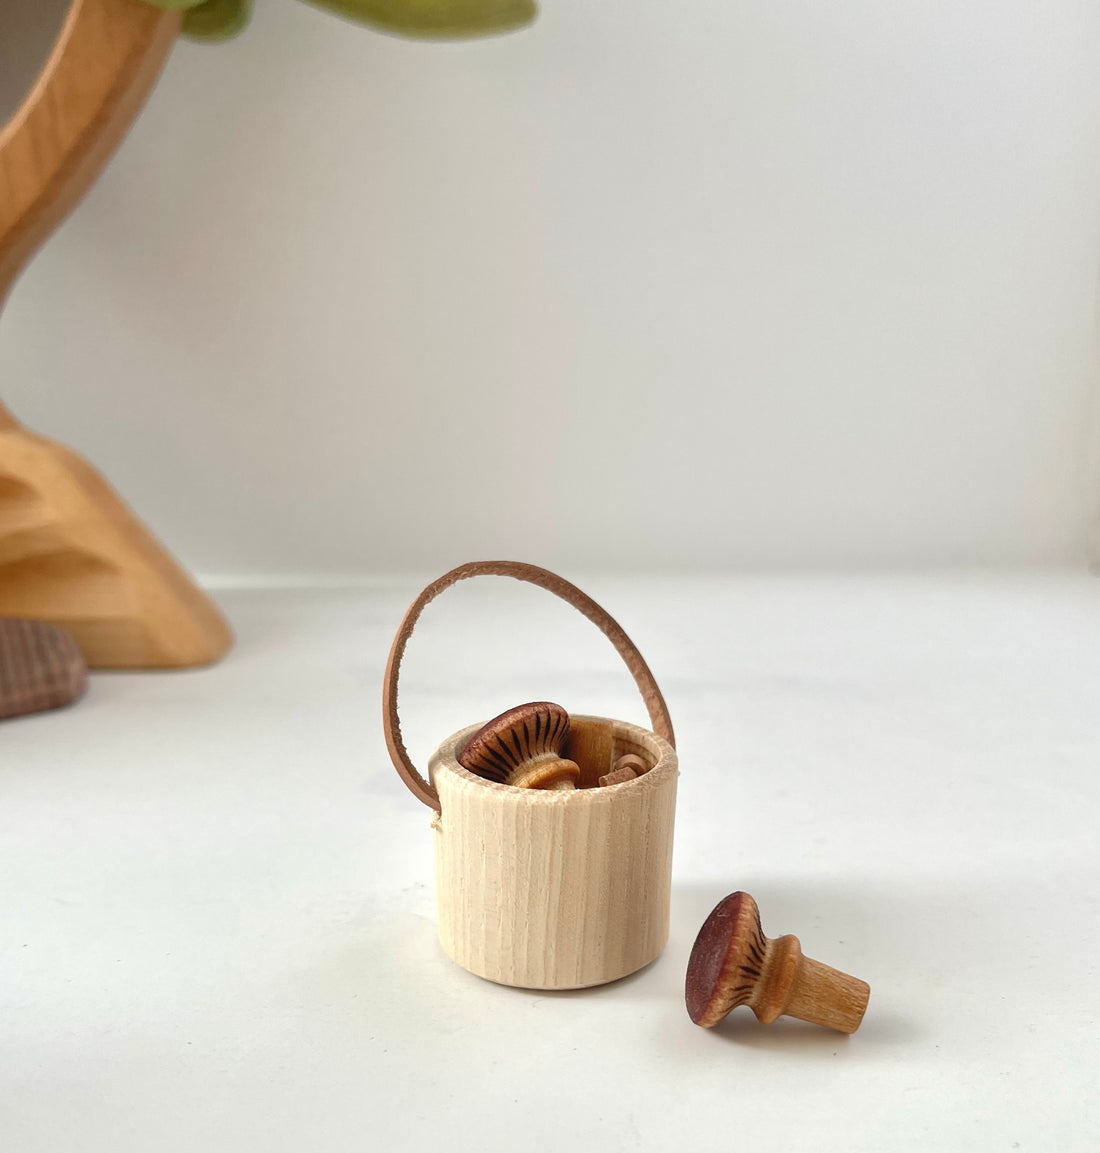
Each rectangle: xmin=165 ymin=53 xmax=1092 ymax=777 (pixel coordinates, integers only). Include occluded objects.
xmin=383 ymin=562 xmax=679 ymax=990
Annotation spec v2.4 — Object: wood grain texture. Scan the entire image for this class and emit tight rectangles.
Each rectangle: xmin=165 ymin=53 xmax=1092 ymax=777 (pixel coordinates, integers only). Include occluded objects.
xmin=458 ymin=701 xmax=580 ymax=790
xmin=685 ymin=891 xmax=870 ymax=1034
xmin=0 ymin=405 xmax=232 ymax=668
xmin=0 ymin=616 xmax=86 ymax=719
xmin=428 ymin=715 xmax=678 ymax=990
xmin=0 ymin=0 xmax=179 ymax=304
xmin=0 ymin=1 xmax=224 ymax=667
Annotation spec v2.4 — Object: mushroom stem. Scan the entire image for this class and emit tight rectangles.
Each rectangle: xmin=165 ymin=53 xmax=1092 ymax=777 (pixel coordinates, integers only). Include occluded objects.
xmin=509 ymin=756 xmax=579 ymax=791
xmin=750 ymin=933 xmax=868 ymax=1033
xmin=778 ymin=952 xmax=870 ymax=1034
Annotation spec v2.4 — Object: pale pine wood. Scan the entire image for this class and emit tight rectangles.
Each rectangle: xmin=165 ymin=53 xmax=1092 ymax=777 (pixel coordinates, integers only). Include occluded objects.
xmin=685 ymin=891 xmax=870 ymax=1033
xmin=0 ymin=403 xmax=232 ymax=667
xmin=0 ymin=0 xmax=231 ymax=668
xmin=0 ymin=0 xmax=179 ymax=304
xmin=428 ymin=715 xmax=678 ymax=990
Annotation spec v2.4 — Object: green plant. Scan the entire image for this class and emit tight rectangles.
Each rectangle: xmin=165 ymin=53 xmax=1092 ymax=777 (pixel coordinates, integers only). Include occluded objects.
xmin=146 ymin=0 xmax=536 ymax=42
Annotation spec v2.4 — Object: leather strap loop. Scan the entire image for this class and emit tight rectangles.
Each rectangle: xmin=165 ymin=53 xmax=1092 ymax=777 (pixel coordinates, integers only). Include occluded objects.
xmin=382 ymin=560 xmax=675 ymax=810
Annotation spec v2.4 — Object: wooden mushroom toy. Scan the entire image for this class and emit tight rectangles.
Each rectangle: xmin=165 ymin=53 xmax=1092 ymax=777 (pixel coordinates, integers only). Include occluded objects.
xmin=599 ymin=753 xmax=646 ymax=787
xmin=459 ymin=701 xmax=580 ymax=790
xmin=0 ymin=618 xmax=87 ymax=720
xmin=686 ymin=891 xmax=870 ymax=1034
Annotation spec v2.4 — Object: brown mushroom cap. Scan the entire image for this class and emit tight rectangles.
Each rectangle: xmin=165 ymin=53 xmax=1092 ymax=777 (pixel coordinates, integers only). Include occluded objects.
xmin=458 ymin=701 xmax=571 ymax=784
xmin=0 ymin=618 xmax=87 ymax=720
xmin=685 ymin=891 xmax=767 ymax=1027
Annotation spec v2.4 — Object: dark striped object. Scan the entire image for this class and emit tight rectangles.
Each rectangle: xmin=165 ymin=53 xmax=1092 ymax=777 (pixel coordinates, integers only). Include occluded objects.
xmin=0 ymin=618 xmax=87 ymax=721
xmin=458 ymin=701 xmax=570 ymax=784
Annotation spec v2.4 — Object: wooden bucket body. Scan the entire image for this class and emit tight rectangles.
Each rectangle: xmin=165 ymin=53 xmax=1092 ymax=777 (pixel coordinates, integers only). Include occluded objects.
xmin=428 ymin=715 xmax=678 ymax=990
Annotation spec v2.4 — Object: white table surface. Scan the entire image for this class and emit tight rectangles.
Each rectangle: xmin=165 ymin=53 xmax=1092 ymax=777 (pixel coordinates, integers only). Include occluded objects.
xmin=3 ymin=572 xmax=1098 ymax=1152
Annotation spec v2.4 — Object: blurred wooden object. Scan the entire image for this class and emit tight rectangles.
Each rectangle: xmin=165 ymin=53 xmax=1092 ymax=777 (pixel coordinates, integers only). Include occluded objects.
xmin=0 ymin=0 xmax=232 ymax=668
xmin=0 ymin=616 xmax=87 ymax=719
xmin=0 ymin=404 xmax=232 ymax=667
xmin=0 ymin=0 xmax=180 ymax=305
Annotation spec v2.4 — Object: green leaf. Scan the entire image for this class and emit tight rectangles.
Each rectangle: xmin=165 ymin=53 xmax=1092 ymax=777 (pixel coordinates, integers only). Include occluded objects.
xmin=180 ymin=0 xmax=252 ymax=41
xmin=143 ymin=0 xmax=210 ymax=10
xmin=142 ymin=0 xmax=535 ymax=42
xmin=298 ymin=0 xmax=537 ymax=39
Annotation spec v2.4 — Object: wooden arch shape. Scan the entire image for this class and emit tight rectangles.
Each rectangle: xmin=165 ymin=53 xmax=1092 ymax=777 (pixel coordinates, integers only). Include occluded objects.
xmin=0 ymin=0 xmax=233 ymax=668
xmin=0 ymin=0 xmax=179 ymax=304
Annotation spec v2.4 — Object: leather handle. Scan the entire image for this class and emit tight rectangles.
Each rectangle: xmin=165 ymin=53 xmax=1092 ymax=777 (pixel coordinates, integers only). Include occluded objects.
xmin=382 ymin=560 xmax=675 ymax=810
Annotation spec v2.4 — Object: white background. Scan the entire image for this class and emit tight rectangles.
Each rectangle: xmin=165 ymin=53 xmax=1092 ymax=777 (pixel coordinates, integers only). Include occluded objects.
xmin=2 ymin=0 xmax=1100 ymax=577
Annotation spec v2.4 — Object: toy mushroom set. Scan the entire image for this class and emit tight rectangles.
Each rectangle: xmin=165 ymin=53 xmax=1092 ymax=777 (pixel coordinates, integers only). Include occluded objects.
xmin=458 ymin=701 xmax=650 ymax=790
xmin=383 ymin=560 xmax=869 ymax=1034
